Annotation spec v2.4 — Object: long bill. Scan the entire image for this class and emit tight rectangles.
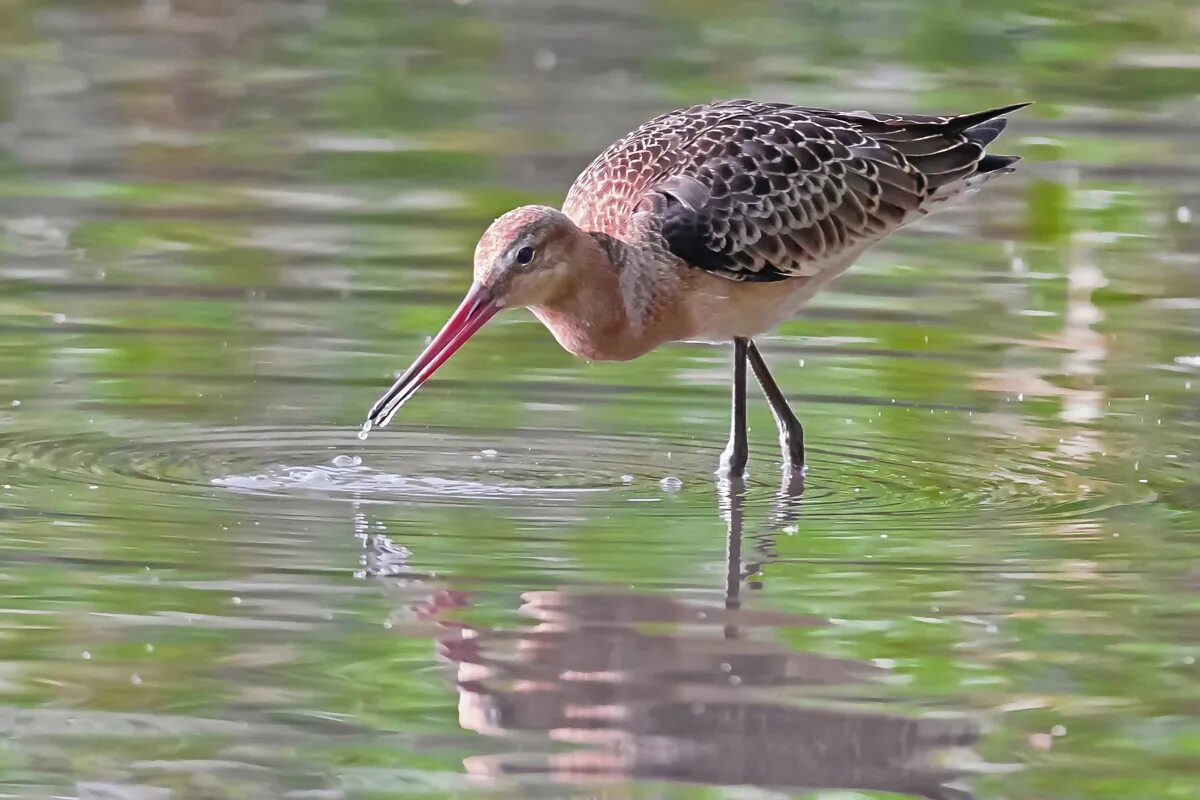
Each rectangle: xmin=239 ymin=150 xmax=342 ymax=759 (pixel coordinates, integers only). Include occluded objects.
xmin=365 ymin=281 xmax=498 ymax=429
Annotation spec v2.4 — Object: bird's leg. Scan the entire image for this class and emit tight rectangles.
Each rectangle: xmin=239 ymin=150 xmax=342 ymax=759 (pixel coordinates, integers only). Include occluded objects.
xmin=718 ymin=337 xmax=750 ymax=477
xmin=747 ymin=341 xmax=805 ymax=472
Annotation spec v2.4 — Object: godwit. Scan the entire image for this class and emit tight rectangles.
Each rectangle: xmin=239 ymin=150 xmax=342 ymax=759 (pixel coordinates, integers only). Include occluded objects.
xmin=365 ymin=99 xmax=1027 ymax=476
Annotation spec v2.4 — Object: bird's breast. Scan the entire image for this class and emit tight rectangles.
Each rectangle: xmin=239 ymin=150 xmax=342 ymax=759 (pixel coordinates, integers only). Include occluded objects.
xmin=529 ymin=306 xmax=655 ymax=362
xmin=531 ymin=271 xmax=827 ymax=359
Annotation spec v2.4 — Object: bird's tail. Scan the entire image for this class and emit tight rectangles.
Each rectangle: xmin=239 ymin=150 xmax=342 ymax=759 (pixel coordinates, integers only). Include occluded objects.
xmin=952 ymin=102 xmax=1028 ymax=179
xmin=888 ymin=101 xmax=1029 ymax=203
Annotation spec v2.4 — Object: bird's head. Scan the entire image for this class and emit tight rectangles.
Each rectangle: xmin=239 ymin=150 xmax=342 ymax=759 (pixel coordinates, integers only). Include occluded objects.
xmin=473 ymin=205 xmax=585 ymax=308
xmin=365 ymin=205 xmax=587 ymax=430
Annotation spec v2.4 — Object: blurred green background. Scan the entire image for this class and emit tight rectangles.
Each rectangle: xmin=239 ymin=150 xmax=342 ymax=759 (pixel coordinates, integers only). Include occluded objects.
xmin=0 ymin=1 xmax=1197 ymax=798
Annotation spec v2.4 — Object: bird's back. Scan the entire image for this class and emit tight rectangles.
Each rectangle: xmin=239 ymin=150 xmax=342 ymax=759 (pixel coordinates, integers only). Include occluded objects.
xmin=563 ymin=99 xmax=1025 ymax=282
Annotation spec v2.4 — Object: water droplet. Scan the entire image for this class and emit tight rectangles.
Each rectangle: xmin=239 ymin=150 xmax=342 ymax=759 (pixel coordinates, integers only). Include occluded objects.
xmin=52 ymin=313 xmax=66 ymax=324
xmin=1051 ymin=725 xmax=1067 ymax=737
xmin=480 ymin=449 xmax=498 ymax=459
xmin=81 ymin=650 xmax=91 ymax=660
xmin=297 ymin=469 xmax=333 ymax=487
xmin=332 ymin=454 xmax=362 ymax=468
xmin=659 ymin=476 xmax=682 ymax=491
xmin=620 ymin=474 xmax=634 ymax=483
xmin=130 ymin=674 xmax=142 ymax=686
xmin=1177 ymin=205 xmax=1192 ymax=224
xmin=1030 ymin=732 xmax=1053 ymax=750
xmin=9 ymin=400 xmax=19 ymax=408
xmin=533 ymin=48 xmax=557 ymax=72
xmin=358 ymin=420 xmax=373 ymax=441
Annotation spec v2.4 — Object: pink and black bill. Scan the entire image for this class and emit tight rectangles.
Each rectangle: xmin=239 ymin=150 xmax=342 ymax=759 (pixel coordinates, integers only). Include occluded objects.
xmin=365 ymin=281 xmax=498 ymax=429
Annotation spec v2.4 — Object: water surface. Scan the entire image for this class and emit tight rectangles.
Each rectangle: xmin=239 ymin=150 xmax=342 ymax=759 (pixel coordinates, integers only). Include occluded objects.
xmin=1 ymin=2 xmax=1198 ymax=798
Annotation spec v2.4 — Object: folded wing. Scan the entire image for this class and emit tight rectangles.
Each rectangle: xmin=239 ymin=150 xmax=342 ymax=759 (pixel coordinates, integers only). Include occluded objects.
xmin=563 ymin=99 xmax=1026 ymax=282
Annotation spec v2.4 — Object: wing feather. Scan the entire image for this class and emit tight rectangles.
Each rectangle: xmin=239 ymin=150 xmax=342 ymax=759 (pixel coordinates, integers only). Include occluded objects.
xmin=562 ymin=100 xmax=1026 ymax=282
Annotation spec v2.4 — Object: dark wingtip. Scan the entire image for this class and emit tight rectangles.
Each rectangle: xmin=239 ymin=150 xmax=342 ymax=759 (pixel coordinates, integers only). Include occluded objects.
xmin=959 ymin=104 xmax=1029 ymax=175
xmin=948 ymin=101 xmax=1032 ymax=133
xmin=966 ymin=118 xmax=1008 ymax=146
xmin=977 ymin=153 xmax=1021 ymax=174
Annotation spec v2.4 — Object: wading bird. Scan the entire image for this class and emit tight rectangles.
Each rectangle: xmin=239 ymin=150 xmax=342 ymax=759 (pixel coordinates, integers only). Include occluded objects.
xmin=365 ymin=99 xmax=1026 ymax=476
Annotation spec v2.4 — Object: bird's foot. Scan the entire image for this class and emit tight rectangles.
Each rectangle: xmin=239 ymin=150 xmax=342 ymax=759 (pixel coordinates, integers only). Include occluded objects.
xmin=778 ymin=444 xmax=805 ymax=495
xmin=779 ymin=460 xmax=807 ymax=492
xmin=718 ymin=442 xmax=749 ymax=479
xmin=779 ymin=432 xmax=805 ymax=475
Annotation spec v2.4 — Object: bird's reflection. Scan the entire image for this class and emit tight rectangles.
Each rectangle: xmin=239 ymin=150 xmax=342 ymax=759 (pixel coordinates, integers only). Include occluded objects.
xmin=718 ymin=472 xmax=806 ymax=626
xmin=372 ymin=472 xmax=980 ymax=799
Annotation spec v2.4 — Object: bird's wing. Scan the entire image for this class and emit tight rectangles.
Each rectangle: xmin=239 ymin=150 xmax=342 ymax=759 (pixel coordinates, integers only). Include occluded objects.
xmin=563 ymin=99 xmax=1025 ymax=282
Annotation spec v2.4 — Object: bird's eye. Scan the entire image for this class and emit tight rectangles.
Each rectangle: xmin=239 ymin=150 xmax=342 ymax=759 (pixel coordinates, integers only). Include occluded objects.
xmin=515 ymin=246 xmax=535 ymax=265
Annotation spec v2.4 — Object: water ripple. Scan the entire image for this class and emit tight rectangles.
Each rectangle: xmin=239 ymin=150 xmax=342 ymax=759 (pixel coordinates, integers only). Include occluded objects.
xmin=0 ymin=423 xmax=1154 ymax=529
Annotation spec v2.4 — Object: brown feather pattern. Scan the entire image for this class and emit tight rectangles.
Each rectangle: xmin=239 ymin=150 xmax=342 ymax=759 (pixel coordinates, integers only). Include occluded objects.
xmin=562 ymin=99 xmax=1026 ymax=282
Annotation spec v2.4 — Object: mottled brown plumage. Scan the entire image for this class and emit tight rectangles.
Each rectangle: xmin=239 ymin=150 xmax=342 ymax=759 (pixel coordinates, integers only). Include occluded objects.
xmin=564 ymin=98 xmax=1025 ymax=282
xmin=365 ymin=98 xmax=1026 ymax=474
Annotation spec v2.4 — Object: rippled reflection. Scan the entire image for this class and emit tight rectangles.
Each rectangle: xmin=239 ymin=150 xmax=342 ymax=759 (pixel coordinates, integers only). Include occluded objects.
xmin=383 ymin=480 xmax=985 ymax=798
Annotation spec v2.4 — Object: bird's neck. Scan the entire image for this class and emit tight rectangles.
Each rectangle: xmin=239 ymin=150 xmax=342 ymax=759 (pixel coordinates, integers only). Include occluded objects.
xmin=530 ymin=232 xmax=673 ymax=361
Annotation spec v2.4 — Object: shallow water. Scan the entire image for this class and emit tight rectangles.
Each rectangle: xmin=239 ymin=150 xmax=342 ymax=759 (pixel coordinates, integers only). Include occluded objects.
xmin=2 ymin=1 xmax=1198 ymax=798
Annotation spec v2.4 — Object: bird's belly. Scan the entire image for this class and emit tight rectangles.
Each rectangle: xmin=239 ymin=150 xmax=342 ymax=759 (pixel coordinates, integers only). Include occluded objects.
xmin=530 ymin=249 xmax=864 ymax=360
xmin=682 ymin=276 xmax=818 ymax=341
xmin=681 ymin=251 xmax=863 ymax=341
